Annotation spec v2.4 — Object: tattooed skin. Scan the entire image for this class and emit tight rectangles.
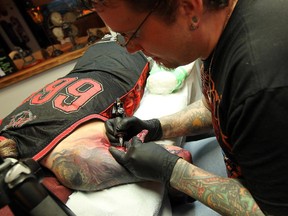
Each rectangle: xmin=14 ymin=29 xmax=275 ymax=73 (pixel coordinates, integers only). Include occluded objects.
xmin=41 ymin=121 xmax=139 ymax=191
xmin=41 ymin=121 xmax=192 ymax=191
xmin=170 ymin=159 xmax=264 ymax=215
xmin=160 ymin=98 xmax=213 ymax=139
xmin=49 ymin=137 xmax=141 ymax=191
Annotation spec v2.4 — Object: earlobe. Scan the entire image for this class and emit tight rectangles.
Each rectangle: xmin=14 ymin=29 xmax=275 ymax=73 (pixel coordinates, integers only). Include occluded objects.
xmin=190 ymin=16 xmax=199 ymax=30
xmin=180 ymin=0 xmax=203 ymax=30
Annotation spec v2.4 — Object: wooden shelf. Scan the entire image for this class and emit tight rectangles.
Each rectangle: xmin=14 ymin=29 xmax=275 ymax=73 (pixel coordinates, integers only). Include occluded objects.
xmin=0 ymin=46 xmax=89 ymax=90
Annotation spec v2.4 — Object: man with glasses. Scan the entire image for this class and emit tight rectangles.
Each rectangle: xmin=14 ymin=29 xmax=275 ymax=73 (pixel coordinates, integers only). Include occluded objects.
xmin=115 ymin=1 xmax=160 ymax=48
xmin=97 ymin=0 xmax=288 ymax=215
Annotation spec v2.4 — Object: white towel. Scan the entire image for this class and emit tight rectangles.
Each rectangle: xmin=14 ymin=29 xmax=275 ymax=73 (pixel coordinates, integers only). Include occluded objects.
xmin=66 ymin=182 xmax=169 ymax=216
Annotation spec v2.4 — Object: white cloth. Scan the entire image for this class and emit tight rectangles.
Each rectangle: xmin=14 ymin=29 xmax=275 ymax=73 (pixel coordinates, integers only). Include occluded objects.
xmin=66 ymin=182 xmax=168 ymax=216
xmin=134 ymin=61 xmax=201 ymax=146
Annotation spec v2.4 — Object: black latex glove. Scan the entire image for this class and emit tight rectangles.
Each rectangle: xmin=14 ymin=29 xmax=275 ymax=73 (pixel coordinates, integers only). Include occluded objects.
xmin=109 ymin=137 xmax=180 ymax=183
xmin=105 ymin=116 xmax=162 ymax=145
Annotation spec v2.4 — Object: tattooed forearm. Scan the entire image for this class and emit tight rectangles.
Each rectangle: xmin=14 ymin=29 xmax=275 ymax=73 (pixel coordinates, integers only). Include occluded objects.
xmin=160 ymin=98 xmax=213 ymax=139
xmin=170 ymin=159 xmax=264 ymax=216
xmin=49 ymin=138 xmax=140 ymax=191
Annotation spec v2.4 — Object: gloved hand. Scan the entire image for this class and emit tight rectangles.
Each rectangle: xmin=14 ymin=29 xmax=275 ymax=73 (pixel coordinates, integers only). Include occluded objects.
xmin=105 ymin=116 xmax=162 ymax=145
xmin=109 ymin=137 xmax=180 ymax=183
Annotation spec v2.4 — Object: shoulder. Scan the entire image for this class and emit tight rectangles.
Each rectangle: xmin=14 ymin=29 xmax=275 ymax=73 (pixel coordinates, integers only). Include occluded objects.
xmin=214 ymin=0 xmax=288 ymax=106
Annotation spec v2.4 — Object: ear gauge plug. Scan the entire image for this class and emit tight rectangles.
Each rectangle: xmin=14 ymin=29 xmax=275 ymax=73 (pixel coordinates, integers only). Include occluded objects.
xmin=190 ymin=16 xmax=199 ymax=31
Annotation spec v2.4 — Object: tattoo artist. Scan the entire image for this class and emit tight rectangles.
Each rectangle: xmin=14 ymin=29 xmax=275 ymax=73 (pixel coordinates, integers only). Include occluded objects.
xmin=92 ymin=0 xmax=288 ymax=215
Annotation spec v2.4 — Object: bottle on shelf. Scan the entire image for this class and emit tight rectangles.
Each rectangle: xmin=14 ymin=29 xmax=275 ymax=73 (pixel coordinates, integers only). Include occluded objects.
xmin=0 ymin=48 xmax=18 ymax=77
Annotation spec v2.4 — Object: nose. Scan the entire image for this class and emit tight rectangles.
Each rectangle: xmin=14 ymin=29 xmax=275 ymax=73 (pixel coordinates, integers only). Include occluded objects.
xmin=125 ymin=41 xmax=143 ymax=54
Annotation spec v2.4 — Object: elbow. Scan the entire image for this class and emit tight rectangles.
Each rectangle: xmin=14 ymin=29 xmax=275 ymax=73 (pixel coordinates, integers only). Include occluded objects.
xmin=53 ymin=163 xmax=87 ymax=191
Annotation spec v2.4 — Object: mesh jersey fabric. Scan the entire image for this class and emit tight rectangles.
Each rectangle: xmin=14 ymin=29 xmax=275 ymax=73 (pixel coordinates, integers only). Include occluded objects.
xmin=0 ymin=40 xmax=149 ymax=160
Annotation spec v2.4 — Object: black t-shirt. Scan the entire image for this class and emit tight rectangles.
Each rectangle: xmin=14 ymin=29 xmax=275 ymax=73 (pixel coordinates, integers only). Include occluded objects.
xmin=0 ymin=40 xmax=149 ymax=160
xmin=202 ymin=0 xmax=288 ymax=214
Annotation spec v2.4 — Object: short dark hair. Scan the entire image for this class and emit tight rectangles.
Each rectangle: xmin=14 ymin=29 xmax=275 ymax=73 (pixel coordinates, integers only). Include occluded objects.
xmin=204 ymin=0 xmax=229 ymax=8
xmin=126 ymin=0 xmax=229 ymax=23
xmin=87 ymin=0 xmax=229 ymax=23
xmin=125 ymin=0 xmax=180 ymax=23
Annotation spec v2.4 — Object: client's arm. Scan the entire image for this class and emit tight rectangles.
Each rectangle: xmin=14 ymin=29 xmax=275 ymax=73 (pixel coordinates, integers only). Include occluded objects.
xmin=41 ymin=120 xmax=192 ymax=191
xmin=41 ymin=120 xmax=140 ymax=191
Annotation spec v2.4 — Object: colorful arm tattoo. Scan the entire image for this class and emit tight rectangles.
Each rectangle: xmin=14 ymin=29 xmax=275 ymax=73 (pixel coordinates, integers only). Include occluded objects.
xmin=170 ymin=159 xmax=264 ymax=215
xmin=49 ymin=137 xmax=140 ymax=191
xmin=160 ymin=98 xmax=213 ymax=139
xmin=47 ymin=135 xmax=192 ymax=192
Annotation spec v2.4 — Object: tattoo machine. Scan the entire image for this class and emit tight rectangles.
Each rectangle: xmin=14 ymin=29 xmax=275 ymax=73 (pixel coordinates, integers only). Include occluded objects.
xmin=111 ymin=98 xmax=126 ymax=147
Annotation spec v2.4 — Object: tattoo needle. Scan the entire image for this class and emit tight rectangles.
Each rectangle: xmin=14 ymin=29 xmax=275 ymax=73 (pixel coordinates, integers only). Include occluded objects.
xmin=111 ymin=98 xmax=126 ymax=147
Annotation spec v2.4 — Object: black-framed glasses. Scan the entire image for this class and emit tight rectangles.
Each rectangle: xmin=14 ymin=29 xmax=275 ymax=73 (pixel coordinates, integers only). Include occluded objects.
xmin=116 ymin=1 xmax=160 ymax=47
